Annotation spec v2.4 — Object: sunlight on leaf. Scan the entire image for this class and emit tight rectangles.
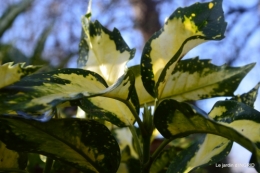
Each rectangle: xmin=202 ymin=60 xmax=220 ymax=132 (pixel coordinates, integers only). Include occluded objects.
xmin=79 ymin=16 xmax=135 ymax=86
xmin=141 ymin=0 xmax=226 ymax=98
xmin=0 ymin=62 xmax=39 ymax=89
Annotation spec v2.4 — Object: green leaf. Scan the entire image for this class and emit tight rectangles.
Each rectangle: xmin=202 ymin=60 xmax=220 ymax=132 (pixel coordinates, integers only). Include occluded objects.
xmin=79 ymin=18 xmax=135 ymax=85
xmin=160 ymin=57 xmax=255 ymax=101
xmin=141 ymin=0 xmax=226 ymax=98
xmin=0 ymin=68 xmax=107 ymax=114
xmin=0 ymin=117 xmax=121 ymax=173
xmin=154 ymin=99 xmax=260 ymax=172
xmin=0 ymin=140 xmax=27 ymax=171
xmin=0 ymin=62 xmax=40 ymax=89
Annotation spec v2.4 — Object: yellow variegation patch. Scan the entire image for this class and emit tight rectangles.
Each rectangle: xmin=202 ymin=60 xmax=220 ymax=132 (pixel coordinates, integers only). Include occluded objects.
xmin=0 ymin=62 xmax=39 ymax=89
xmin=0 ymin=141 xmax=25 ymax=169
xmin=80 ymin=17 xmax=135 ymax=86
xmin=81 ymin=97 xmax=135 ymax=126
xmin=184 ymin=135 xmax=231 ymax=172
xmin=149 ymin=16 xmax=205 ymax=85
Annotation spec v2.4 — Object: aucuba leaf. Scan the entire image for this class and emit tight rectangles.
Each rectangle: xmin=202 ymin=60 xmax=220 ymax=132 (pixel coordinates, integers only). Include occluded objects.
xmin=0 ymin=117 xmax=121 ymax=173
xmin=0 ymin=140 xmax=27 ymax=171
xmin=79 ymin=18 xmax=135 ymax=86
xmin=154 ymin=99 xmax=260 ymax=172
xmin=141 ymin=0 xmax=227 ymax=98
xmin=0 ymin=62 xmax=40 ymax=89
xmin=160 ymin=57 xmax=255 ymax=101
xmin=0 ymin=68 xmax=107 ymax=115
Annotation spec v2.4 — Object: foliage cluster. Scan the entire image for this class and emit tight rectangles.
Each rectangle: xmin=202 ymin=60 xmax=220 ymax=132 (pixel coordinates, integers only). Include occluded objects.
xmin=1 ymin=0 xmax=260 ymax=173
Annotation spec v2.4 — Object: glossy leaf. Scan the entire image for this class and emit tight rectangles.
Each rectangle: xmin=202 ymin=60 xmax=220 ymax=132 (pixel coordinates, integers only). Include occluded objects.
xmin=79 ymin=97 xmax=135 ymax=126
xmin=0 ymin=68 xmax=107 ymax=114
xmin=0 ymin=117 xmax=120 ymax=173
xmin=154 ymin=99 xmax=260 ymax=172
xmin=165 ymin=83 xmax=260 ymax=172
xmin=141 ymin=0 xmax=227 ymax=97
xmin=161 ymin=57 xmax=255 ymax=101
xmin=130 ymin=58 xmax=255 ymax=105
xmin=79 ymin=16 xmax=135 ymax=85
xmin=0 ymin=62 xmax=40 ymax=89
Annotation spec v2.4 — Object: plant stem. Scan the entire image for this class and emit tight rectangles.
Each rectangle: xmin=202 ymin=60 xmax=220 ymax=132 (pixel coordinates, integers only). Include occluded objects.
xmin=142 ymin=133 xmax=151 ymax=166
xmin=143 ymin=138 xmax=172 ymax=172
xmin=125 ymin=101 xmax=147 ymax=136
xmin=128 ymin=124 xmax=143 ymax=162
xmin=43 ymin=157 xmax=54 ymax=173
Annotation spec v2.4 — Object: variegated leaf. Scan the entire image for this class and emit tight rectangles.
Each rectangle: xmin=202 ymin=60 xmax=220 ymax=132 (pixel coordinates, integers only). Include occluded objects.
xmin=0 ymin=117 xmax=120 ymax=173
xmin=160 ymin=57 xmax=255 ymax=101
xmin=129 ymin=65 xmax=153 ymax=106
xmin=150 ymin=145 xmax=179 ymax=173
xmin=79 ymin=97 xmax=135 ymax=127
xmin=79 ymin=17 xmax=135 ymax=86
xmin=165 ymin=83 xmax=260 ymax=172
xmin=79 ymin=70 xmax=138 ymax=126
xmin=154 ymin=99 xmax=260 ymax=172
xmin=230 ymin=82 xmax=260 ymax=108
xmin=0 ymin=68 xmax=107 ymax=115
xmin=0 ymin=140 xmax=27 ymax=171
xmin=0 ymin=62 xmax=40 ymax=89
xmin=208 ymin=100 xmax=260 ymax=172
xmin=141 ymin=0 xmax=226 ymax=98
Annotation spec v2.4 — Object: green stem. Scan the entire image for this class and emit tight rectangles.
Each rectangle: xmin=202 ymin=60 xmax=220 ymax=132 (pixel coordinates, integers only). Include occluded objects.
xmin=143 ymin=138 xmax=172 ymax=172
xmin=43 ymin=157 xmax=54 ymax=173
xmin=125 ymin=101 xmax=147 ymax=136
xmin=142 ymin=134 xmax=151 ymax=166
xmin=128 ymin=124 xmax=143 ymax=162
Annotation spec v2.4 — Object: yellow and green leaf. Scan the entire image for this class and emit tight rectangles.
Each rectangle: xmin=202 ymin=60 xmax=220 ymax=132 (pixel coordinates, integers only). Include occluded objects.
xmin=0 ymin=68 xmax=107 ymax=115
xmin=154 ymin=99 xmax=260 ymax=172
xmin=160 ymin=57 xmax=255 ymax=101
xmin=79 ymin=70 xmax=138 ymax=126
xmin=79 ymin=97 xmax=135 ymax=127
xmin=129 ymin=65 xmax=153 ymax=106
xmin=0 ymin=117 xmax=121 ymax=173
xmin=0 ymin=62 xmax=40 ymax=89
xmin=141 ymin=0 xmax=227 ymax=98
xmin=0 ymin=140 xmax=27 ymax=172
xmin=79 ymin=17 xmax=135 ymax=86
xmin=162 ymin=82 xmax=260 ymax=172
